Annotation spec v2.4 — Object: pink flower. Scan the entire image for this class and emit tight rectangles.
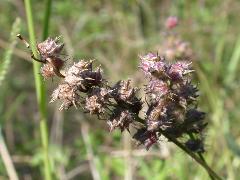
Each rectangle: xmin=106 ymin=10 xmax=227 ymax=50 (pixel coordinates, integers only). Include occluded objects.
xmin=168 ymin=61 xmax=192 ymax=80
xmin=165 ymin=16 xmax=178 ymax=29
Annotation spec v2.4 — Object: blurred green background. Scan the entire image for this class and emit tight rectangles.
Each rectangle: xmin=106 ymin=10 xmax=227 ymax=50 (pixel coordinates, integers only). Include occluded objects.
xmin=1 ymin=0 xmax=240 ymax=179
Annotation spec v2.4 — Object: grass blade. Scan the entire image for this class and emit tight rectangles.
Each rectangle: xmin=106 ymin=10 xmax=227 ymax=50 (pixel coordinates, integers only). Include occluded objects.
xmin=0 ymin=127 xmax=19 ymax=180
xmin=225 ymin=36 xmax=240 ymax=84
xmin=0 ymin=18 xmax=21 ymax=87
xmin=24 ymin=0 xmax=51 ymax=179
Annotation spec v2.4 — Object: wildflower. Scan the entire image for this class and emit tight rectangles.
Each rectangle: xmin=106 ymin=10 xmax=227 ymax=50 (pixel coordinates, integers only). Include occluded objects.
xmin=165 ymin=16 xmax=178 ymax=29
xmin=168 ymin=61 xmax=193 ymax=81
xmin=139 ymin=53 xmax=167 ymax=78
xmin=147 ymin=79 xmax=169 ymax=98
xmin=17 ymin=34 xmax=66 ymax=78
xmin=138 ymin=52 xmax=206 ymax=148
xmin=33 ymin=35 xmax=206 ymax=152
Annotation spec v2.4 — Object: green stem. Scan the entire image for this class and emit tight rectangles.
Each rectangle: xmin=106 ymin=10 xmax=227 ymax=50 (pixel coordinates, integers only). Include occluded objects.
xmin=24 ymin=0 xmax=51 ymax=180
xmin=0 ymin=127 xmax=19 ymax=180
xmin=42 ymin=0 xmax=52 ymax=40
xmin=188 ymin=133 xmax=214 ymax=180
xmin=161 ymin=130 xmax=222 ymax=180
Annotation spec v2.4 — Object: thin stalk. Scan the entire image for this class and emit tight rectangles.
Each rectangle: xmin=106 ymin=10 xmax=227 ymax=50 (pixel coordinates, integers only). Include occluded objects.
xmin=42 ymin=0 xmax=52 ymax=40
xmin=160 ymin=130 xmax=222 ymax=180
xmin=24 ymin=0 xmax=52 ymax=180
xmin=188 ymin=133 xmax=214 ymax=180
xmin=0 ymin=127 xmax=19 ymax=180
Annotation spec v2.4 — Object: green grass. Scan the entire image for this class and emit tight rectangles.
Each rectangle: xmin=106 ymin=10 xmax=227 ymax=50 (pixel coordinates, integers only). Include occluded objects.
xmin=0 ymin=18 xmax=20 ymax=87
xmin=24 ymin=0 xmax=51 ymax=179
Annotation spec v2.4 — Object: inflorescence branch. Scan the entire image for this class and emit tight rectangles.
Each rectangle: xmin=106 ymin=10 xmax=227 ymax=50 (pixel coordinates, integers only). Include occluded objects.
xmin=17 ymin=33 xmax=222 ymax=179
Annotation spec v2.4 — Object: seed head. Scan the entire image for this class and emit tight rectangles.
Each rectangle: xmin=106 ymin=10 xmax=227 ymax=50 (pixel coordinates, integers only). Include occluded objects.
xmin=37 ymin=37 xmax=64 ymax=59
xmin=168 ymin=61 xmax=192 ymax=81
xmin=107 ymin=109 xmax=134 ymax=132
xmin=85 ymin=88 xmax=110 ymax=115
xmin=40 ymin=63 xmax=55 ymax=79
xmin=147 ymin=79 xmax=169 ymax=99
xmin=51 ymin=83 xmax=79 ymax=110
xmin=65 ymin=60 xmax=102 ymax=92
xmin=133 ymin=128 xmax=158 ymax=150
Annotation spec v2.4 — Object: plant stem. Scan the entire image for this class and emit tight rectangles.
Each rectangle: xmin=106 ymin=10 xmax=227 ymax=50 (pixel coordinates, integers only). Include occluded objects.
xmin=24 ymin=0 xmax=52 ymax=180
xmin=0 ymin=127 xmax=19 ymax=180
xmin=160 ymin=130 xmax=222 ymax=180
xmin=42 ymin=0 xmax=52 ymax=40
xmin=188 ymin=133 xmax=214 ymax=180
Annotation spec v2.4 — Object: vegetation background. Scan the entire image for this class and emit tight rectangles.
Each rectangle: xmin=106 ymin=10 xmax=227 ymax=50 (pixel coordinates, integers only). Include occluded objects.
xmin=0 ymin=0 xmax=240 ymax=179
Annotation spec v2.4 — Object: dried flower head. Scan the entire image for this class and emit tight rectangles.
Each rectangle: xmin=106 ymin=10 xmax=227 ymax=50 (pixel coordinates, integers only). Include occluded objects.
xmin=40 ymin=63 xmax=55 ymax=79
xmin=147 ymin=79 xmax=169 ymax=99
xmin=85 ymin=95 xmax=105 ymax=115
xmin=133 ymin=128 xmax=158 ymax=150
xmin=50 ymin=83 xmax=80 ymax=110
xmin=139 ymin=53 xmax=166 ymax=77
xmin=112 ymin=80 xmax=142 ymax=114
xmin=168 ymin=61 xmax=192 ymax=81
xmin=112 ymin=80 xmax=136 ymax=102
xmin=19 ymin=31 xmax=221 ymax=179
xmin=137 ymin=52 xmax=206 ymax=149
xmin=85 ymin=87 xmax=110 ymax=115
xmin=31 ymin=34 xmax=207 ymax=154
xmin=37 ymin=37 xmax=64 ymax=59
xmin=107 ymin=109 xmax=134 ymax=132
xmin=65 ymin=60 xmax=102 ymax=92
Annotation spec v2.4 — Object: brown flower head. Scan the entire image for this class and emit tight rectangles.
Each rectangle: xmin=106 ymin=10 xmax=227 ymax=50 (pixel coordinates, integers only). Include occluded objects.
xmin=37 ymin=37 xmax=64 ymax=59
xmin=65 ymin=60 xmax=102 ymax=92
xmin=50 ymin=83 xmax=80 ymax=110
xmin=107 ymin=109 xmax=134 ymax=132
xmin=133 ymin=128 xmax=158 ymax=150
xmin=40 ymin=63 xmax=55 ymax=79
xmin=85 ymin=87 xmax=110 ymax=115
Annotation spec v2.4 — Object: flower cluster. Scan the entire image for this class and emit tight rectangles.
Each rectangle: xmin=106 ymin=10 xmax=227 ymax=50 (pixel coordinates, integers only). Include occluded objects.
xmin=135 ymin=52 xmax=206 ymax=151
xmin=154 ymin=16 xmax=193 ymax=61
xmin=37 ymin=37 xmax=65 ymax=78
xmin=34 ymin=38 xmax=142 ymax=132
xmin=50 ymin=60 xmax=104 ymax=110
xmin=29 ymin=35 xmax=206 ymax=153
xmin=158 ymin=36 xmax=193 ymax=61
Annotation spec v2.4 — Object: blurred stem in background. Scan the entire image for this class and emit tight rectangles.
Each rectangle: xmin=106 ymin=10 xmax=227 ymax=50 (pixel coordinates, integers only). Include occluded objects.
xmin=0 ymin=127 xmax=19 ymax=180
xmin=24 ymin=0 xmax=52 ymax=179
xmin=0 ymin=17 xmax=21 ymax=180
